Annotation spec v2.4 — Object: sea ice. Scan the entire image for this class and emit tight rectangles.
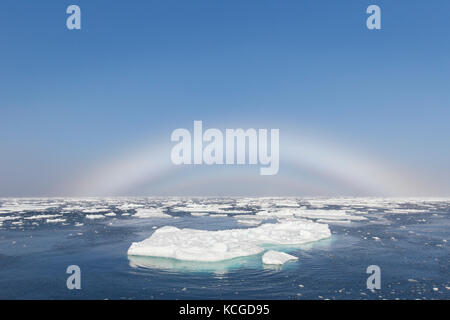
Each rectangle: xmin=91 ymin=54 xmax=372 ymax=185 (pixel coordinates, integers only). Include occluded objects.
xmin=236 ymin=219 xmax=262 ymax=226
xmin=262 ymin=250 xmax=298 ymax=265
xmin=46 ymin=218 xmax=66 ymax=223
xmin=82 ymin=208 xmax=110 ymax=213
xmin=316 ymin=219 xmax=352 ymax=225
xmin=171 ymin=203 xmax=250 ymax=215
xmin=190 ymin=212 xmax=209 ymax=216
xmin=128 ymin=220 xmax=331 ymax=262
xmin=0 ymin=216 xmax=20 ymax=222
xmin=133 ymin=208 xmax=171 ymax=218
xmin=117 ymin=204 xmax=144 ymax=210
xmin=85 ymin=214 xmax=105 ymax=220
xmin=0 ymin=202 xmax=58 ymax=213
xmin=24 ymin=214 xmax=61 ymax=220
xmin=104 ymin=212 xmax=117 ymax=217
xmin=255 ymin=208 xmax=367 ymax=222
xmin=273 ymin=200 xmax=299 ymax=207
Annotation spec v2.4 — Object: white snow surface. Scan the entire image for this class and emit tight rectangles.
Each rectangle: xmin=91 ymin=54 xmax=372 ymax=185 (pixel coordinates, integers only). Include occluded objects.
xmin=128 ymin=220 xmax=331 ymax=262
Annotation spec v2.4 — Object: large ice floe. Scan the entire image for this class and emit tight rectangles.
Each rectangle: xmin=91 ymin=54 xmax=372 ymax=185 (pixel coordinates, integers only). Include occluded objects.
xmin=127 ymin=219 xmax=331 ymax=262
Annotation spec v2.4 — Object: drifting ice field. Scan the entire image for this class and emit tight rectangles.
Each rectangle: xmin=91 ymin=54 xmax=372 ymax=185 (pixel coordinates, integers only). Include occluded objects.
xmin=0 ymin=197 xmax=449 ymax=299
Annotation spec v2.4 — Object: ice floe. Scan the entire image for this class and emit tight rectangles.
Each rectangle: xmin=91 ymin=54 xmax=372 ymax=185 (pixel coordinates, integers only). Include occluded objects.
xmin=0 ymin=201 xmax=59 ymax=213
xmin=104 ymin=212 xmax=117 ymax=217
xmin=24 ymin=214 xmax=62 ymax=220
xmin=82 ymin=208 xmax=110 ymax=213
xmin=85 ymin=214 xmax=105 ymax=220
xmin=128 ymin=220 xmax=331 ymax=262
xmin=236 ymin=219 xmax=262 ymax=226
xmin=190 ymin=212 xmax=209 ymax=216
xmin=247 ymin=208 xmax=368 ymax=226
xmin=133 ymin=208 xmax=171 ymax=218
xmin=46 ymin=218 xmax=66 ymax=223
xmin=0 ymin=216 xmax=20 ymax=222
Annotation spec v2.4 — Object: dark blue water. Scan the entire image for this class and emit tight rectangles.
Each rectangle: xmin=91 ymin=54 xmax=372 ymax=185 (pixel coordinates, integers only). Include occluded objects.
xmin=0 ymin=198 xmax=448 ymax=299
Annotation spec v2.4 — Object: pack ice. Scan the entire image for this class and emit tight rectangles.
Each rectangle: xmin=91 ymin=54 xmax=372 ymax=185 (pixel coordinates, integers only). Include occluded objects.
xmin=127 ymin=220 xmax=331 ymax=262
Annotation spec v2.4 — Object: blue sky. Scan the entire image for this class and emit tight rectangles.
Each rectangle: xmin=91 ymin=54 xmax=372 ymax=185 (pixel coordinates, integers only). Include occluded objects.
xmin=1 ymin=0 xmax=449 ymax=196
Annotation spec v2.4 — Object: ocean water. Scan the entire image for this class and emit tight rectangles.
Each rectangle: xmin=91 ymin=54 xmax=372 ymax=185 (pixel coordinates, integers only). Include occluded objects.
xmin=0 ymin=197 xmax=448 ymax=300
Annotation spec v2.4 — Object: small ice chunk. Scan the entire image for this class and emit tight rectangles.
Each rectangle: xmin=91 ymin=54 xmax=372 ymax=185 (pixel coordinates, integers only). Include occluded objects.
xmin=104 ymin=212 xmax=116 ymax=217
xmin=85 ymin=214 xmax=105 ymax=220
xmin=190 ymin=212 xmax=209 ymax=216
xmin=262 ymin=250 xmax=298 ymax=265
